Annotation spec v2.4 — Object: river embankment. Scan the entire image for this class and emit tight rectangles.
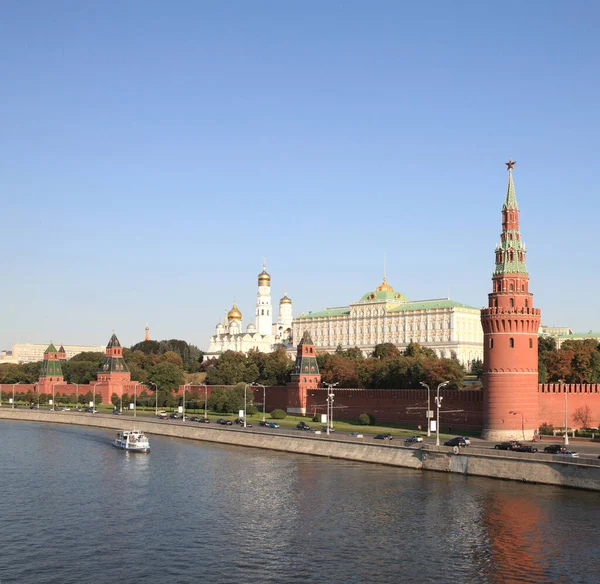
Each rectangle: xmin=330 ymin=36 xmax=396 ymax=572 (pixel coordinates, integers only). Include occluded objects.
xmin=2 ymin=409 xmax=599 ymax=491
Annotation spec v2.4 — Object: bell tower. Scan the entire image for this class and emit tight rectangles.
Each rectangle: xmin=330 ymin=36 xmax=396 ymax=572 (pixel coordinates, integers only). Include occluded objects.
xmin=255 ymin=259 xmax=273 ymax=337
xmin=480 ymin=160 xmax=541 ymax=440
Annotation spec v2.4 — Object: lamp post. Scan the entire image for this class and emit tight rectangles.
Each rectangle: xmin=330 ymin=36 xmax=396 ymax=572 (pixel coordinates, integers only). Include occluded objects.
xmin=34 ymin=382 xmax=39 ymax=409
xmin=182 ymin=383 xmax=190 ymax=422
xmin=255 ymin=383 xmax=266 ymax=422
xmin=51 ymin=381 xmax=58 ymax=411
xmin=199 ymin=383 xmax=208 ymax=419
xmin=323 ymin=382 xmax=338 ymax=436
xmin=559 ymin=379 xmax=568 ymax=445
xmin=148 ymin=382 xmax=158 ymax=415
xmin=12 ymin=382 xmax=21 ymax=409
xmin=93 ymin=381 xmax=101 ymax=413
xmin=132 ymin=382 xmax=140 ymax=418
xmin=435 ymin=381 xmax=448 ymax=446
xmin=70 ymin=382 xmax=79 ymax=409
xmin=243 ymin=383 xmax=253 ymax=428
xmin=420 ymin=381 xmax=431 ymax=437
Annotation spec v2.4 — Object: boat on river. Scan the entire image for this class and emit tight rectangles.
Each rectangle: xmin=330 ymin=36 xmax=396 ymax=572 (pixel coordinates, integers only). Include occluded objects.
xmin=113 ymin=429 xmax=150 ymax=453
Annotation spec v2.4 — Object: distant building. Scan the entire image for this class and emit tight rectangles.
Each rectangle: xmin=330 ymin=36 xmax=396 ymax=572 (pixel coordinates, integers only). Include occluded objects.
xmin=0 ymin=343 xmax=106 ymax=364
xmin=292 ymin=275 xmax=483 ymax=369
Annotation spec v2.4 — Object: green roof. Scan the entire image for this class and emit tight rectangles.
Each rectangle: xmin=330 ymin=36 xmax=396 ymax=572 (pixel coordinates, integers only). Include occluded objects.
xmin=298 ymin=308 xmax=351 ymax=319
xmin=358 ymin=290 xmax=407 ymax=302
xmin=558 ymin=332 xmax=600 ymax=339
xmin=503 ymin=169 xmax=519 ymax=210
xmin=44 ymin=343 xmax=58 ymax=354
xmin=40 ymin=356 xmax=63 ymax=377
xmin=386 ymin=299 xmax=478 ymax=312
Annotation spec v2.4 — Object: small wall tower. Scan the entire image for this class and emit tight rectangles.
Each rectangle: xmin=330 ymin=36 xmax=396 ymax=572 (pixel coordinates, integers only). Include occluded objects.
xmin=255 ymin=260 xmax=273 ymax=337
xmin=480 ymin=160 xmax=541 ymax=440
xmin=38 ymin=343 xmax=64 ymax=393
xmin=58 ymin=345 xmax=67 ymax=360
xmin=287 ymin=331 xmax=321 ymax=415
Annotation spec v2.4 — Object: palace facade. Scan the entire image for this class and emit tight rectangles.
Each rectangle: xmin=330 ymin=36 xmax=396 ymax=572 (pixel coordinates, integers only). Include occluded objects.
xmin=292 ymin=277 xmax=483 ymax=369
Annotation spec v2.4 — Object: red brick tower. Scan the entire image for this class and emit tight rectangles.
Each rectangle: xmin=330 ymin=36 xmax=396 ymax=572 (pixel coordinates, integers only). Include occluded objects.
xmin=58 ymin=344 xmax=67 ymax=360
xmin=97 ymin=333 xmax=131 ymax=384
xmin=287 ymin=331 xmax=321 ymax=415
xmin=38 ymin=343 xmax=64 ymax=393
xmin=480 ymin=160 xmax=541 ymax=440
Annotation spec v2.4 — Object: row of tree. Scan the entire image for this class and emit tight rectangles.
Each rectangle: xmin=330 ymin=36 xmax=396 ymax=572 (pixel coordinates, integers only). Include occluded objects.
xmin=538 ymin=337 xmax=600 ymax=384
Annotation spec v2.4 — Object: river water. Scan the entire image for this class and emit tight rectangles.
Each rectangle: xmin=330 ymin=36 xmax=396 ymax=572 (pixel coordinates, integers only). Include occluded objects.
xmin=0 ymin=420 xmax=599 ymax=584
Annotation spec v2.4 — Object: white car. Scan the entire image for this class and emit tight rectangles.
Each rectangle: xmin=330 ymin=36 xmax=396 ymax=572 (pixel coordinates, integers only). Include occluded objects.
xmin=558 ymin=451 xmax=579 ymax=458
xmin=349 ymin=432 xmax=364 ymax=438
xmin=61 ymin=407 xmax=71 ymax=411
xmin=405 ymin=435 xmax=423 ymax=444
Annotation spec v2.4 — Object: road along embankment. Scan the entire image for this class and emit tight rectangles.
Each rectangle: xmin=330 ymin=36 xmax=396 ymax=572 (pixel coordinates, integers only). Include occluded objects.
xmin=2 ymin=410 xmax=599 ymax=492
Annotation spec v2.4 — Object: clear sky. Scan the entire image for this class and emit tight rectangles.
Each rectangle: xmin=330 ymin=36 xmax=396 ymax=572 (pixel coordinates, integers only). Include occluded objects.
xmin=2 ymin=0 xmax=600 ymax=351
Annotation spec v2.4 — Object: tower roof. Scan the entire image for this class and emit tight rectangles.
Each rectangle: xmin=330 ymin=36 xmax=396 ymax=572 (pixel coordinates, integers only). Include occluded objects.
xmin=298 ymin=330 xmax=314 ymax=345
xmin=227 ymin=300 xmax=243 ymax=321
xmin=58 ymin=345 xmax=65 ymax=353
xmin=44 ymin=343 xmax=58 ymax=354
xmin=106 ymin=333 xmax=121 ymax=348
xmin=258 ymin=258 xmax=271 ymax=286
xmin=503 ymin=159 xmax=519 ymax=210
xmin=280 ymin=294 xmax=292 ymax=305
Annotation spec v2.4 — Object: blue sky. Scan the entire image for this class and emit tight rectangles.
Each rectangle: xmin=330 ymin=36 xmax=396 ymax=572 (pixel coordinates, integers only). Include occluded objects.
xmin=2 ymin=0 xmax=600 ymax=351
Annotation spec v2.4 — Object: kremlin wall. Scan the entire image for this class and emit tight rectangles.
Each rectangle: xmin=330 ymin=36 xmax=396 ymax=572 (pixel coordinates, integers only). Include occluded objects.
xmin=3 ymin=162 xmax=600 ymax=438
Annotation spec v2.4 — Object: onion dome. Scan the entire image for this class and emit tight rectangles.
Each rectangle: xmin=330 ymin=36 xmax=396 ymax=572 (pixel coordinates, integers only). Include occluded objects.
xmin=258 ymin=260 xmax=271 ymax=286
xmin=227 ymin=301 xmax=243 ymax=321
xmin=376 ymin=276 xmax=394 ymax=292
xmin=280 ymin=294 xmax=292 ymax=305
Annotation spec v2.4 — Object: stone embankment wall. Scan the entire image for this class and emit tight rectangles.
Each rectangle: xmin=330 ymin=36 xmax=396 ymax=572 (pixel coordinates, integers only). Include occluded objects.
xmin=1 ymin=410 xmax=599 ymax=492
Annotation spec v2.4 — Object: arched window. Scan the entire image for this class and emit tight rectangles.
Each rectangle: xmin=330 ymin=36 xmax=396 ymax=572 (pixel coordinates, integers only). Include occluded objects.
xmin=489 ymin=339 xmax=494 ymax=349
xmin=510 ymin=283 xmax=514 ymax=291
xmin=525 ymin=299 xmax=529 ymax=308
xmin=510 ymin=298 xmax=514 ymax=307
xmin=529 ymin=338 xmax=533 ymax=349
xmin=261 ymin=309 xmax=264 ymax=315
xmin=509 ymin=338 xmax=515 ymax=348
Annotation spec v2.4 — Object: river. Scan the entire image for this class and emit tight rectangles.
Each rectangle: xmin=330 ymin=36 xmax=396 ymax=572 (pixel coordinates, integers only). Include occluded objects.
xmin=0 ymin=420 xmax=598 ymax=583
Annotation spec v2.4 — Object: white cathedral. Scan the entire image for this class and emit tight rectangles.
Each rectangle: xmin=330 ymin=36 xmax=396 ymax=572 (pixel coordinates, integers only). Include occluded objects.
xmin=206 ymin=263 xmax=294 ymax=357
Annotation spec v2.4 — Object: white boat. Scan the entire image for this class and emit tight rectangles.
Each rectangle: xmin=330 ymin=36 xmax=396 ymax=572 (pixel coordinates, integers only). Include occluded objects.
xmin=113 ymin=429 xmax=150 ymax=453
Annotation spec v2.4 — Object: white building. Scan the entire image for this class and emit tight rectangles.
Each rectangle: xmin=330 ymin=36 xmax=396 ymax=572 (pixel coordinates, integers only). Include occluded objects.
xmin=206 ymin=263 xmax=294 ymax=357
xmin=0 ymin=343 xmax=106 ymax=364
xmin=292 ymin=276 xmax=484 ymax=369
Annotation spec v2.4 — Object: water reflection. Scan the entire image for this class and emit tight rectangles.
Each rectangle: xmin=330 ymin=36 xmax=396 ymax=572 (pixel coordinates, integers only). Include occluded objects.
xmin=0 ymin=421 xmax=599 ymax=584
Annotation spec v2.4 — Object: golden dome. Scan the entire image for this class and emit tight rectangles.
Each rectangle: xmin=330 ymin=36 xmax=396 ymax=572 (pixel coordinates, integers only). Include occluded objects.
xmin=258 ymin=267 xmax=271 ymax=286
xmin=227 ymin=301 xmax=242 ymax=321
xmin=280 ymin=294 xmax=292 ymax=305
xmin=376 ymin=276 xmax=394 ymax=292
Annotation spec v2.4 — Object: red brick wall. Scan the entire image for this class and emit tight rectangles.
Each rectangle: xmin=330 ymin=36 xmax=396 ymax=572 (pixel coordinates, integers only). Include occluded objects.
xmin=538 ymin=383 xmax=600 ymax=429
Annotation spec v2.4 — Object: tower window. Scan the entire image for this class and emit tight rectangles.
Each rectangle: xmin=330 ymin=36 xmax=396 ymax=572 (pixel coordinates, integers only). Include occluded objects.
xmin=525 ymin=299 xmax=529 ymax=308
xmin=510 ymin=284 xmax=514 ymax=291
xmin=529 ymin=338 xmax=533 ymax=349
xmin=509 ymin=338 xmax=515 ymax=348
xmin=522 ymin=284 xmax=525 ymax=291
xmin=510 ymin=298 xmax=514 ymax=308
xmin=261 ymin=310 xmax=264 ymax=315
xmin=489 ymin=339 xmax=494 ymax=349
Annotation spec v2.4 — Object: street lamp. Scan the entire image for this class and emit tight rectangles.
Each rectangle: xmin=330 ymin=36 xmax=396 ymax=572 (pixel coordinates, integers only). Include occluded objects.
xmin=93 ymin=381 xmax=101 ymax=413
xmin=132 ymin=382 xmax=140 ymax=418
xmin=182 ymin=383 xmax=190 ymax=422
xmin=243 ymin=383 xmax=254 ymax=428
xmin=559 ymin=379 xmax=568 ymax=445
xmin=324 ymin=382 xmax=338 ymax=436
xmin=51 ymin=381 xmax=58 ymax=411
xmin=148 ymin=381 xmax=158 ymax=415
xmin=419 ymin=381 xmax=432 ymax=437
xmin=12 ymin=382 xmax=21 ymax=409
xmin=199 ymin=383 xmax=208 ymax=419
xmin=34 ymin=382 xmax=39 ymax=409
xmin=69 ymin=382 xmax=79 ymax=409
xmin=435 ymin=381 xmax=448 ymax=446
xmin=255 ymin=383 xmax=266 ymax=422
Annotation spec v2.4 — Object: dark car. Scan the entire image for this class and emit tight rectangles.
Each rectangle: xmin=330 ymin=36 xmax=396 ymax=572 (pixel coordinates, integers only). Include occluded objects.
xmin=217 ymin=419 xmax=232 ymax=425
xmin=374 ymin=433 xmax=393 ymax=440
xmin=297 ymin=421 xmax=311 ymax=430
xmin=240 ymin=422 xmax=253 ymax=428
xmin=198 ymin=418 xmax=210 ymax=423
xmin=268 ymin=422 xmax=280 ymax=428
xmin=112 ymin=409 xmax=122 ymax=415
xmin=169 ymin=413 xmax=180 ymax=419
xmin=322 ymin=426 xmax=335 ymax=433
xmin=513 ymin=444 xmax=538 ymax=453
xmin=189 ymin=416 xmax=200 ymax=422
xmin=494 ymin=441 xmax=520 ymax=450
xmin=234 ymin=418 xmax=246 ymax=425
xmin=444 ymin=437 xmax=468 ymax=447
xmin=259 ymin=420 xmax=270 ymax=427
xmin=158 ymin=414 xmax=168 ymax=420
xmin=544 ymin=444 xmax=567 ymax=454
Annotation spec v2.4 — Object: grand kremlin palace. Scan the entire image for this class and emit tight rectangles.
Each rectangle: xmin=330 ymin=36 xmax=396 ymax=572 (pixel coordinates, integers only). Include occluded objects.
xmin=292 ymin=277 xmax=483 ymax=369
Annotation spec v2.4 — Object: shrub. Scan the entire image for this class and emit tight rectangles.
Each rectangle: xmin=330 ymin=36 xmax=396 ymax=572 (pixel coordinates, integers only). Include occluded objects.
xmin=246 ymin=405 xmax=258 ymax=415
xmin=368 ymin=413 xmax=376 ymax=425
xmin=270 ymin=409 xmax=287 ymax=420
xmin=359 ymin=413 xmax=371 ymax=426
xmin=539 ymin=423 xmax=554 ymax=436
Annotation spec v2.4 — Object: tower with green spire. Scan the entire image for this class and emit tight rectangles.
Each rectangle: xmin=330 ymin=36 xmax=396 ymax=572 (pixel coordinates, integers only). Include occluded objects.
xmin=38 ymin=343 xmax=64 ymax=392
xmin=287 ymin=331 xmax=321 ymax=414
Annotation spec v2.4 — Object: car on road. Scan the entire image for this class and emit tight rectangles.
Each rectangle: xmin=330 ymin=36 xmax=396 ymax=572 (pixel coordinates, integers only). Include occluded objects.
xmin=444 ymin=437 xmax=468 ymax=447
xmin=61 ymin=407 xmax=71 ymax=411
xmin=349 ymin=432 xmax=364 ymax=438
xmin=495 ymin=441 xmax=520 ymax=450
xmin=217 ymin=419 xmax=233 ymax=425
xmin=374 ymin=433 xmax=393 ymax=440
xmin=259 ymin=420 xmax=270 ymax=427
xmin=544 ymin=444 xmax=567 ymax=454
xmin=189 ymin=416 xmax=200 ymax=422
xmin=322 ymin=426 xmax=335 ymax=433
xmin=405 ymin=435 xmax=423 ymax=444
xmin=240 ymin=422 xmax=253 ymax=428
xmin=557 ymin=450 xmax=579 ymax=458
xmin=84 ymin=407 xmax=98 ymax=414
xmin=296 ymin=421 xmax=311 ymax=430
xmin=169 ymin=413 xmax=180 ymax=419
xmin=112 ymin=409 xmax=122 ymax=415
xmin=513 ymin=444 xmax=538 ymax=453
xmin=158 ymin=413 xmax=168 ymax=420
xmin=268 ymin=422 xmax=280 ymax=428
xmin=198 ymin=418 xmax=210 ymax=423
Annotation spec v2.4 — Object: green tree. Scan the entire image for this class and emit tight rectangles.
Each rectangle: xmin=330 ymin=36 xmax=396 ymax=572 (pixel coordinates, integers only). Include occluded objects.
xmin=147 ymin=362 xmax=185 ymax=392
xmin=470 ymin=359 xmax=484 ymax=380
xmin=205 ymin=351 xmax=259 ymax=385
xmin=404 ymin=342 xmax=437 ymax=360
xmin=371 ymin=343 xmax=401 ymax=360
